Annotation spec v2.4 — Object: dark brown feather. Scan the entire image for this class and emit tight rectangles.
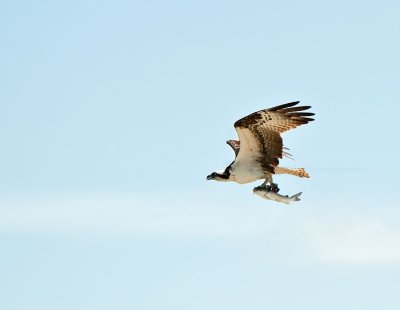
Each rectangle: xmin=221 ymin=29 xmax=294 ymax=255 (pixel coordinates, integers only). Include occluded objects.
xmin=267 ymin=101 xmax=300 ymax=111
xmin=290 ymin=112 xmax=315 ymax=117
xmin=233 ymin=101 xmax=315 ymax=174
xmin=279 ymin=106 xmax=311 ymax=113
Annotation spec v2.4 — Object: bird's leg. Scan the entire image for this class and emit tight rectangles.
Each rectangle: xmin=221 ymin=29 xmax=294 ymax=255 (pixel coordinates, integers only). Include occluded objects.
xmin=269 ymin=175 xmax=280 ymax=192
xmin=260 ymin=175 xmax=272 ymax=187
xmin=261 ymin=175 xmax=280 ymax=192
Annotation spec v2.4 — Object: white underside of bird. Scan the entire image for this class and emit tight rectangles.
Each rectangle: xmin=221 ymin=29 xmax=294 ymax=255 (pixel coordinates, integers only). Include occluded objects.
xmin=230 ymin=161 xmax=307 ymax=184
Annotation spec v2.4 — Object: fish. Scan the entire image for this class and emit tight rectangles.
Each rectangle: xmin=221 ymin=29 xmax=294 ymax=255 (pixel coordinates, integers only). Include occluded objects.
xmin=253 ymin=185 xmax=302 ymax=204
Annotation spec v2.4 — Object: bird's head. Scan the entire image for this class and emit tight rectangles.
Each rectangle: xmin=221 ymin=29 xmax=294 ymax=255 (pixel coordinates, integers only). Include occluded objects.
xmin=206 ymin=169 xmax=230 ymax=182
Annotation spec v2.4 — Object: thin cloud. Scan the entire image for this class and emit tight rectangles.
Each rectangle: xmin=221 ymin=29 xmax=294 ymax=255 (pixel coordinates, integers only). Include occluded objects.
xmin=0 ymin=194 xmax=282 ymax=238
xmin=305 ymin=216 xmax=400 ymax=264
xmin=1 ymin=194 xmax=399 ymax=265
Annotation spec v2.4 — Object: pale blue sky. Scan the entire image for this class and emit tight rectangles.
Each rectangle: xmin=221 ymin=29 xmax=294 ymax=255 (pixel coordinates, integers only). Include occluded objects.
xmin=1 ymin=0 xmax=400 ymax=309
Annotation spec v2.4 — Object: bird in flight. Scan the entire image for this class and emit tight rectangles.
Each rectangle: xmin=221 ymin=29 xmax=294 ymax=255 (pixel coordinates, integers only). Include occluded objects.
xmin=206 ymin=101 xmax=314 ymax=193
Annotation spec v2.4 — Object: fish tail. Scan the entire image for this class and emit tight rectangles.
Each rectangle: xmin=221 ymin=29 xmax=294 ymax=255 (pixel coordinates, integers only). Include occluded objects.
xmin=290 ymin=192 xmax=302 ymax=201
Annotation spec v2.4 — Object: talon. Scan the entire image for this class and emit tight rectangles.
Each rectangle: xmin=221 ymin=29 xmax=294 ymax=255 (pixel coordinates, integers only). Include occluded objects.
xmin=271 ymin=183 xmax=280 ymax=192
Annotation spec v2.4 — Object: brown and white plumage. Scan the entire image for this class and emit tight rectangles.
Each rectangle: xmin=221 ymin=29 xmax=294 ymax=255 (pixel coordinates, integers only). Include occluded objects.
xmin=207 ymin=101 xmax=314 ymax=189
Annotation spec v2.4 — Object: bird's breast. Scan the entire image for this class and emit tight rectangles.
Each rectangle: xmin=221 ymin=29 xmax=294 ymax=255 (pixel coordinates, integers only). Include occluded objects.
xmin=230 ymin=160 xmax=266 ymax=184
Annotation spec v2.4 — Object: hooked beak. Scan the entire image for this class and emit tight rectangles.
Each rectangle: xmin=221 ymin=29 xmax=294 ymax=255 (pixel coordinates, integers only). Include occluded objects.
xmin=206 ymin=174 xmax=212 ymax=180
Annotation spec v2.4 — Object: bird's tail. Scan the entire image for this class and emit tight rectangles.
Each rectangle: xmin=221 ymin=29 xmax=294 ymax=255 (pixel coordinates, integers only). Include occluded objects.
xmin=274 ymin=167 xmax=310 ymax=178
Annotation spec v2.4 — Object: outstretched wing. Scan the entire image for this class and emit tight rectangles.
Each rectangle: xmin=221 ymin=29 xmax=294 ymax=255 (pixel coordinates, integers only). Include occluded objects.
xmin=233 ymin=101 xmax=314 ymax=173
xmin=226 ymin=140 xmax=240 ymax=157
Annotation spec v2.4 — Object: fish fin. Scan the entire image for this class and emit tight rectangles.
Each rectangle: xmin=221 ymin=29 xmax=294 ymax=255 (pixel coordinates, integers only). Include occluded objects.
xmin=263 ymin=194 xmax=272 ymax=200
xmin=291 ymin=192 xmax=302 ymax=201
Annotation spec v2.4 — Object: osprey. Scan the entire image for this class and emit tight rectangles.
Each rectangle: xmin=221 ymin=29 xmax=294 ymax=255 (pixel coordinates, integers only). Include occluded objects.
xmin=206 ymin=101 xmax=314 ymax=192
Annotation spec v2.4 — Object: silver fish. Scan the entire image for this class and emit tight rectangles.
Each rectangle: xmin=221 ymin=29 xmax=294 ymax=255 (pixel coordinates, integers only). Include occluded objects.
xmin=253 ymin=186 xmax=302 ymax=204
